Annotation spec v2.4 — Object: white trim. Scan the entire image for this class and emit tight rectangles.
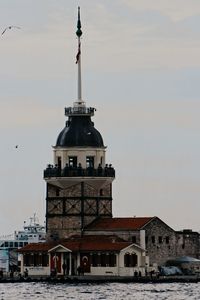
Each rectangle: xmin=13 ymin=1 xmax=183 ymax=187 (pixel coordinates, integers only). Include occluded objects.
xmin=48 ymin=244 xmax=72 ymax=253
xmin=121 ymin=243 xmax=146 ymax=252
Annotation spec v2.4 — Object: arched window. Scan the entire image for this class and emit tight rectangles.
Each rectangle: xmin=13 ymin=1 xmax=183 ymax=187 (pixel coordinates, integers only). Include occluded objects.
xmin=124 ymin=252 xmax=138 ymax=267
xmin=130 ymin=253 xmax=138 ymax=267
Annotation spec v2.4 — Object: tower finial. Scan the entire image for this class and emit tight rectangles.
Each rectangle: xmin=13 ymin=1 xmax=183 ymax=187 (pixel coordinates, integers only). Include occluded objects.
xmin=76 ymin=6 xmax=82 ymax=37
xmin=75 ymin=6 xmax=84 ymax=105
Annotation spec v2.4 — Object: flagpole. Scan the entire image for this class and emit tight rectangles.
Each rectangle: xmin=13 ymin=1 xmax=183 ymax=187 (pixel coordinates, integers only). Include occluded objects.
xmin=76 ymin=7 xmax=83 ymax=104
xmin=77 ymin=36 xmax=82 ymax=102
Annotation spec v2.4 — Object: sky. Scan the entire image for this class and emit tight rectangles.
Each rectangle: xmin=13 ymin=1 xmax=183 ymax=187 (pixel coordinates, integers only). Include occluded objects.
xmin=1 ymin=0 xmax=200 ymax=235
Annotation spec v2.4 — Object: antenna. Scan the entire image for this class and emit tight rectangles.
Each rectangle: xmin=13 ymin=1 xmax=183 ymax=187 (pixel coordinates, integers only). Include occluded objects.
xmin=75 ymin=6 xmax=84 ymax=106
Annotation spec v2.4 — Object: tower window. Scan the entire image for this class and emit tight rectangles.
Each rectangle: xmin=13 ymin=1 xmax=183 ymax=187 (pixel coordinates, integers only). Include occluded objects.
xmin=100 ymin=189 xmax=104 ymax=196
xmin=86 ymin=156 xmax=94 ymax=168
xmin=69 ymin=156 xmax=77 ymax=167
xmin=151 ymin=236 xmax=155 ymax=244
xmin=57 ymin=156 xmax=62 ymax=169
xmin=158 ymin=236 xmax=163 ymax=244
xmin=56 ymin=189 xmax=60 ymax=196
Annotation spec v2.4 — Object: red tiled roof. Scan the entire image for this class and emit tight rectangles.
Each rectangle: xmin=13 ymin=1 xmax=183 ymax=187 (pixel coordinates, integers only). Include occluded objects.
xmin=19 ymin=235 xmax=132 ymax=253
xmin=85 ymin=217 xmax=154 ymax=231
xmin=18 ymin=242 xmax=56 ymax=252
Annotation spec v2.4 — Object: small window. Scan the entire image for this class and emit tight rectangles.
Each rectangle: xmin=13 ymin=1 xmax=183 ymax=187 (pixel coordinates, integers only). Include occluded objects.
xmin=108 ymin=253 xmax=116 ymax=267
xmin=145 ymin=236 xmax=148 ymax=244
xmin=57 ymin=156 xmax=61 ymax=169
xmin=91 ymin=253 xmax=99 ymax=267
xmin=132 ymin=236 xmax=137 ymax=243
xmin=86 ymin=156 xmax=94 ymax=168
xmin=100 ymin=253 xmax=107 ymax=267
xmin=151 ymin=236 xmax=155 ymax=244
xmin=69 ymin=156 xmax=77 ymax=168
xmin=158 ymin=236 xmax=163 ymax=244
xmin=182 ymin=244 xmax=185 ymax=249
xmin=124 ymin=253 xmax=138 ymax=267
xmin=56 ymin=189 xmax=60 ymax=196
xmin=166 ymin=236 xmax=169 ymax=244
xmin=100 ymin=189 xmax=104 ymax=196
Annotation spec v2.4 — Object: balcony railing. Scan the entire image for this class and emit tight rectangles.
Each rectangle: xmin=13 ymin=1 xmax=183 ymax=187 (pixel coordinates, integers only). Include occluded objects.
xmin=44 ymin=164 xmax=115 ymax=178
xmin=65 ymin=106 xmax=96 ymax=116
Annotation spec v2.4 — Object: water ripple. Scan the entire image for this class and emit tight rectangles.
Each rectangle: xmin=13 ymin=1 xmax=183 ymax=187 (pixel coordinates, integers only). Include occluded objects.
xmin=0 ymin=282 xmax=200 ymax=300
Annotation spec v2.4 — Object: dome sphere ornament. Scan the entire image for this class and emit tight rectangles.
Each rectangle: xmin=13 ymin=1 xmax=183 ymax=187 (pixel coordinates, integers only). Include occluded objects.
xmin=76 ymin=6 xmax=82 ymax=37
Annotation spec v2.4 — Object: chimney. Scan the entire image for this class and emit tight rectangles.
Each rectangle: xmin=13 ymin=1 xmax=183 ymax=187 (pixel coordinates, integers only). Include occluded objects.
xmin=140 ymin=230 xmax=146 ymax=250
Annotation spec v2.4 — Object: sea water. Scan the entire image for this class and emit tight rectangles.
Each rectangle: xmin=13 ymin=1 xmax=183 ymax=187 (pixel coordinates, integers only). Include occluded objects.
xmin=0 ymin=282 xmax=199 ymax=299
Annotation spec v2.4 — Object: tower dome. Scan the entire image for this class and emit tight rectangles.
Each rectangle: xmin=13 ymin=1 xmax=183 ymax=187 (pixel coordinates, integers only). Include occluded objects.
xmin=56 ymin=115 xmax=104 ymax=147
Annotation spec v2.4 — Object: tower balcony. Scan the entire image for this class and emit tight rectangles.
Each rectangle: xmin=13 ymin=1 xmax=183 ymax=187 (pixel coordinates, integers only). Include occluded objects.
xmin=65 ymin=106 xmax=96 ymax=117
xmin=44 ymin=164 xmax=115 ymax=179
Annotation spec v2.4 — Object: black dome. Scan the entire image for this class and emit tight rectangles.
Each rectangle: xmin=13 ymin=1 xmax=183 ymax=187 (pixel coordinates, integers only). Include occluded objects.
xmin=56 ymin=116 xmax=104 ymax=147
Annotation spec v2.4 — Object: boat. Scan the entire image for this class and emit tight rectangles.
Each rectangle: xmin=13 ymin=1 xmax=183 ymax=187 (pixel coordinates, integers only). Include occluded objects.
xmin=0 ymin=214 xmax=46 ymax=272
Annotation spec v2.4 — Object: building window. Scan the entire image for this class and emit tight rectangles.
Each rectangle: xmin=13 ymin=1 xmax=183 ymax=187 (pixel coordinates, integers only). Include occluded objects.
xmin=91 ymin=253 xmax=116 ymax=267
xmin=100 ymin=253 xmax=107 ymax=267
xmin=158 ymin=236 xmax=163 ymax=244
xmin=69 ymin=156 xmax=77 ymax=167
xmin=24 ymin=253 xmax=49 ymax=267
xmin=108 ymin=253 xmax=116 ymax=267
xmin=166 ymin=236 xmax=169 ymax=244
xmin=91 ymin=253 xmax=99 ymax=267
xmin=100 ymin=189 xmax=104 ymax=196
xmin=42 ymin=254 xmax=49 ymax=266
xmin=24 ymin=254 xmax=30 ymax=266
xmin=86 ymin=156 xmax=94 ymax=168
xmin=132 ymin=236 xmax=137 ymax=243
xmin=56 ymin=189 xmax=60 ymax=196
xmin=145 ymin=236 xmax=148 ymax=244
xmin=124 ymin=253 xmax=137 ymax=267
xmin=151 ymin=236 xmax=155 ymax=244
xmin=57 ymin=156 xmax=61 ymax=169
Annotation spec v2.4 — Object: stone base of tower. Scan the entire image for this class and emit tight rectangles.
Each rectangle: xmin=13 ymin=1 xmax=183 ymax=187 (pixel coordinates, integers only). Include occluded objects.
xmin=45 ymin=178 xmax=113 ymax=241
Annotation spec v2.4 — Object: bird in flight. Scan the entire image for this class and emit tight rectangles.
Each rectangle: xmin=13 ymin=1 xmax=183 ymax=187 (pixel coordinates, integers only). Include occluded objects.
xmin=15 ymin=145 xmax=18 ymax=149
xmin=1 ymin=26 xmax=21 ymax=35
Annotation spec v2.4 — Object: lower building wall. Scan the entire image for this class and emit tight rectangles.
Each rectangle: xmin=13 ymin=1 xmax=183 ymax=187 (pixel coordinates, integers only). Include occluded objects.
xmin=118 ymin=267 xmax=145 ymax=276
xmin=23 ymin=266 xmax=50 ymax=276
xmin=86 ymin=267 xmax=118 ymax=276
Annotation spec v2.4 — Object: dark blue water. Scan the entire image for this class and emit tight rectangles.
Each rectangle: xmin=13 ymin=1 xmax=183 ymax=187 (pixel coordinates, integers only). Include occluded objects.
xmin=0 ymin=282 xmax=199 ymax=299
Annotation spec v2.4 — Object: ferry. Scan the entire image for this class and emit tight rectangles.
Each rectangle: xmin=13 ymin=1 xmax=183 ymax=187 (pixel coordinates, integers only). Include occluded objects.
xmin=0 ymin=214 xmax=46 ymax=272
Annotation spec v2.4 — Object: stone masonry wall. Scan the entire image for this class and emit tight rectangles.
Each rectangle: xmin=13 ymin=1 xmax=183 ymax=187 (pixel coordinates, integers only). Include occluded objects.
xmin=46 ymin=181 xmax=112 ymax=240
xmin=175 ymin=230 xmax=200 ymax=259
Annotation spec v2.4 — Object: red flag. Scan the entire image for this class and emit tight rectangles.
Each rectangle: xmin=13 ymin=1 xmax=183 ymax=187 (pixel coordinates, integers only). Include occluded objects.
xmin=76 ymin=41 xmax=81 ymax=64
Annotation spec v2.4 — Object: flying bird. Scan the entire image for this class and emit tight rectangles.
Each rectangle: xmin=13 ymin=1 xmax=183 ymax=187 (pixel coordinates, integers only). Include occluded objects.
xmin=15 ymin=145 xmax=18 ymax=149
xmin=1 ymin=26 xmax=21 ymax=35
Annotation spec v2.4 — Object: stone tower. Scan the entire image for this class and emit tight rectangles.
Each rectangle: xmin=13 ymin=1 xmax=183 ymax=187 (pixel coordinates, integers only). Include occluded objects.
xmin=44 ymin=8 xmax=115 ymax=241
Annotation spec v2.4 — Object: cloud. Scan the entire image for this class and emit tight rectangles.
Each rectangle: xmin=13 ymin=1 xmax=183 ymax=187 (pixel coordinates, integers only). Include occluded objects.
xmin=0 ymin=0 xmax=200 ymax=74
xmin=0 ymin=97 xmax=62 ymax=129
xmin=122 ymin=0 xmax=200 ymax=22
xmin=97 ymin=99 xmax=200 ymax=136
